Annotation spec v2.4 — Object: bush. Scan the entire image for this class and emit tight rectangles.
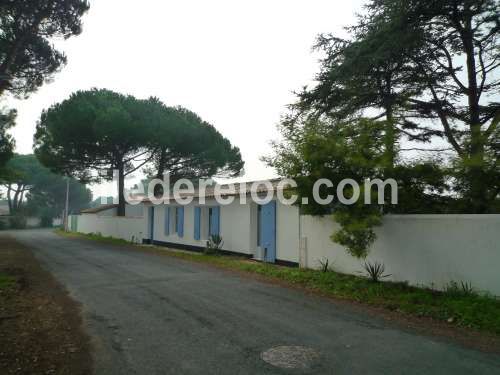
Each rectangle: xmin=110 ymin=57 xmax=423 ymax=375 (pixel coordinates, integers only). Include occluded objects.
xmin=0 ymin=220 xmax=7 ymax=231
xmin=205 ymin=235 xmax=224 ymax=255
xmin=40 ymin=216 xmax=54 ymax=228
xmin=363 ymin=261 xmax=391 ymax=282
xmin=318 ymin=258 xmax=332 ymax=273
xmin=9 ymin=215 xmax=27 ymax=230
xmin=445 ymin=281 xmax=476 ymax=297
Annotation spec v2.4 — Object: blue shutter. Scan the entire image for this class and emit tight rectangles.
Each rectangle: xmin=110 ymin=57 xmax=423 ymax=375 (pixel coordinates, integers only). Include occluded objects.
xmin=165 ymin=207 xmax=170 ymax=235
xmin=177 ymin=207 xmax=184 ymax=237
xmin=194 ymin=207 xmax=201 ymax=240
xmin=210 ymin=206 xmax=220 ymax=236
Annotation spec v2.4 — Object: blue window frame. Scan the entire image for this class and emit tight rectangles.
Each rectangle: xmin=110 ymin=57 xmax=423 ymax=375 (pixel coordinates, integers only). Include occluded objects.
xmin=176 ymin=207 xmax=184 ymax=237
xmin=194 ymin=207 xmax=201 ymax=240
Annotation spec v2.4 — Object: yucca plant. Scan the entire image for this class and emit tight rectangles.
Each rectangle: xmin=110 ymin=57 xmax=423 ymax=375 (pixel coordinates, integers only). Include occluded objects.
xmin=205 ymin=235 xmax=224 ymax=255
xmin=363 ymin=261 xmax=391 ymax=282
xmin=445 ymin=281 xmax=476 ymax=297
xmin=318 ymin=258 xmax=331 ymax=273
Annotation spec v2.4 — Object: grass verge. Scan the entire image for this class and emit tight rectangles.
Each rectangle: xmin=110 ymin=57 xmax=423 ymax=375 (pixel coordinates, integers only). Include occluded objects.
xmin=0 ymin=274 xmax=15 ymax=289
xmin=56 ymin=230 xmax=500 ymax=335
xmin=54 ymin=229 xmax=136 ymax=246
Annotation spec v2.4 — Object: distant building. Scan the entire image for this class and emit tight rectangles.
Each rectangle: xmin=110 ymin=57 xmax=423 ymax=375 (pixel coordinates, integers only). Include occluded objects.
xmin=0 ymin=200 xmax=10 ymax=216
xmin=89 ymin=196 xmax=116 ymax=208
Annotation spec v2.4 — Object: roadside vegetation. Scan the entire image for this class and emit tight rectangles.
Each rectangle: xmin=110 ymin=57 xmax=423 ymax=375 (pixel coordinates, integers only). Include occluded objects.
xmin=0 ymin=274 xmax=15 ymax=289
xmin=58 ymin=231 xmax=500 ymax=336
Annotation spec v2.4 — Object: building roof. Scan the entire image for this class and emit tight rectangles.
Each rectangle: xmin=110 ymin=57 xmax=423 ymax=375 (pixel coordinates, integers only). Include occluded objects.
xmin=141 ymin=178 xmax=285 ymax=204
xmin=80 ymin=204 xmax=119 ymax=214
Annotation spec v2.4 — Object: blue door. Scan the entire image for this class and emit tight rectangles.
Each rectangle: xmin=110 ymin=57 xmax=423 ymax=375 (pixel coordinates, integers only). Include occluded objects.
xmin=149 ymin=207 xmax=155 ymax=242
xmin=259 ymin=201 xmax=276 ymax=263
xmin=209 ymin=206 xmax=220 ymax=237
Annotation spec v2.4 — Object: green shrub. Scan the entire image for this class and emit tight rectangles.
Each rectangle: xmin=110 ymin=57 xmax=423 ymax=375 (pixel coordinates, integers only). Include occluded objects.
xmin=363 ymin=261 xmax=391 ymax=282
xmin=40 ymin=216 xmax=54 ymax=228
xmin=9 ymin=215 xmax=27 ymax=229
xmin=205 ymin=235 xmax=224 ymax=255
xmin=445 ymin=281 xmax=476 ymax=297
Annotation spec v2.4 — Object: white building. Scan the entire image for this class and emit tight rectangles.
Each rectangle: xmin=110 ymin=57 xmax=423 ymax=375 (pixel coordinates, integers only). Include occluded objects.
xmin=141 ymin=180 xmax=300 ymax=266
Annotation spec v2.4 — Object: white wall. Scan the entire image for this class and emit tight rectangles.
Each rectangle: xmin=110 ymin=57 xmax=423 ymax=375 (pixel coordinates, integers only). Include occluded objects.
xmin=276 ymin=202 xmax=300 ymax=263
xmin=301 ymin=214 xmax=500 ymax=295
xmin=95 ymin=204 xmax=144 ymax=217
xmin=72 ymin=214 xmax=147 ymax=243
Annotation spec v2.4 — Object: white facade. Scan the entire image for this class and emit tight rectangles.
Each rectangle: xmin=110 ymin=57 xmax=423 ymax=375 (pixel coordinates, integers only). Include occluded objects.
xmin=145 ymin=198 xmax=300 ymax=264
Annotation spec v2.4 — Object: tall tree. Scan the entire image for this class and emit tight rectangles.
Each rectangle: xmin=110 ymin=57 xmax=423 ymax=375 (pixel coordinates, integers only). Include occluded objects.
xmin=297 ymin=0 xmax=499 ymax=212
xmin=0 ymin=0 xmax=90 ymax=97
xmin=0 ymin=153 xmax=91 ymax=220
xmin=1 ymin=154 xmax=38 ymax=213
xmin=25 ymin=171 xmax=92 ymax=224
xmin=0 ymin=106 xmax=15 ymax=172
xmin=144 ymin=100 xmax=243 ymax=183
xmin=34 ymin=89 xmax=155 ymax=216
xmin=34 ymin=90 xmax=244 ymax=216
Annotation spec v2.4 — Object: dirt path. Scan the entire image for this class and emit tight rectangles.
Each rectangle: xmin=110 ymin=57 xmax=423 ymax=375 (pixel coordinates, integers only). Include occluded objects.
xmin=0 ymin=235 xmax=92 ymax=375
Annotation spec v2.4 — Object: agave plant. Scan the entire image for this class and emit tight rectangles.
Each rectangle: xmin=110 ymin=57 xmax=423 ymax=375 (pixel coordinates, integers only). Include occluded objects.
xmin=318 ymin=258 xmax=331 ymax=273
xmin=445 ymin=281 xmax=476 ymax=297
xmin=363 ymin=261 xmax=391 ymax=282
xmin=205 ymin=235 xmax=224 ymax=255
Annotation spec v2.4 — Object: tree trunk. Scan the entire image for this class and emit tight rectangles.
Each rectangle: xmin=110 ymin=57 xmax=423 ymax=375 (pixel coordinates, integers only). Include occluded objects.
xmin=6 ymin=185 xmax=12 ymax=213
xmin=154 ymin=148 xmax=167 ymax=197
xmin=462 ymin=19 xmax=487 ymax=213
xmin=117 ymin=163 xmax=126 ymax=217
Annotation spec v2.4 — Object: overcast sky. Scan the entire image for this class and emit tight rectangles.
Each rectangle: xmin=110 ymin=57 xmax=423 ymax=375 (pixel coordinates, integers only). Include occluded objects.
xmin=6 ymin=0 xmax=366 ymax=197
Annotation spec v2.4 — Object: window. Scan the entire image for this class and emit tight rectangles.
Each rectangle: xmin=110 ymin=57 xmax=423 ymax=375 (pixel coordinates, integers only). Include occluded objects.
xmin=175 ymin=207 xmax=184 ymax=237
xmin=194 ymin=207 xmax=201 ymax=240
xmin=164 ymin=207 xmax=170 ymax=236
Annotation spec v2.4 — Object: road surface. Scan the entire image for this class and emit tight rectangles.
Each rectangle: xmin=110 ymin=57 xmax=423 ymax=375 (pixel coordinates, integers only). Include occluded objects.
xmin=8 ymin=230 xmax=500 ymax=375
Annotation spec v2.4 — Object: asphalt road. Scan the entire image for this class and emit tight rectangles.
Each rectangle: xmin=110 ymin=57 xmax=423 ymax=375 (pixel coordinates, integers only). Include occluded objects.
xmin=8 ymin=230 xmax=500 ymax=375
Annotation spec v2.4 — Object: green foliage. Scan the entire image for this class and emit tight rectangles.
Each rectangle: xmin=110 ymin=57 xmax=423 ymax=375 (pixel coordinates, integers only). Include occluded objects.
xmin=145 ymin=103 xmax=244 ymax=183
xmin=363 ymin=261 xmax=392 ymax=282
xmin=318 ymin=258 xmax=333 ymax=273
xmin=0 ymin=274 xmax=15 ymax=290
xmin=294 ymin=0 xmax=499 ymax=212
xmin=205 ymin=234 xmax=224 ymax=255
xmin=0 ymin=154 xmax=91 ymax=220
xmin=333 ymin=207 xmax=382 ymax=258
xmin=445 ymin=281 xmax=476 ymax=298
xmin=9 ymin=215 xmax=26 ymax=229
xmin=0 ymin=0 xmax=90 ymax=97
xmin=268 ymin=0 xmax=499 ymax=258
xmin=34 ymin=90 xmax=243 ymax=215
xmin=270 ymin=117 xmax=446 ymax=258
xmin=0 ymin=107 xmax=16 ymax=172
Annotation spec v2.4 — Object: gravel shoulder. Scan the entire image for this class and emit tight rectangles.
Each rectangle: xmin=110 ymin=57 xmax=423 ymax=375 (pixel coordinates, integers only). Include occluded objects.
xmin=0 ymin=235 xmax=92 ymax=375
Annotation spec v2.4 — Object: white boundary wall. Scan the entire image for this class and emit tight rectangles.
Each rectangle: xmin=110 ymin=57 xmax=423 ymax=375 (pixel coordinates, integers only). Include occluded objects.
xmin=301 ymin=214 xmax=500 ymax=295
xmin=70 ymin=214 xmax=146 ymax=243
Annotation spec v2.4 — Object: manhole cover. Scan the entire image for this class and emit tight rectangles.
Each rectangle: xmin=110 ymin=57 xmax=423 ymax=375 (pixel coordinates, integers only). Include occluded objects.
xmin=261 ymin=346 xmax=320 ymax=369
